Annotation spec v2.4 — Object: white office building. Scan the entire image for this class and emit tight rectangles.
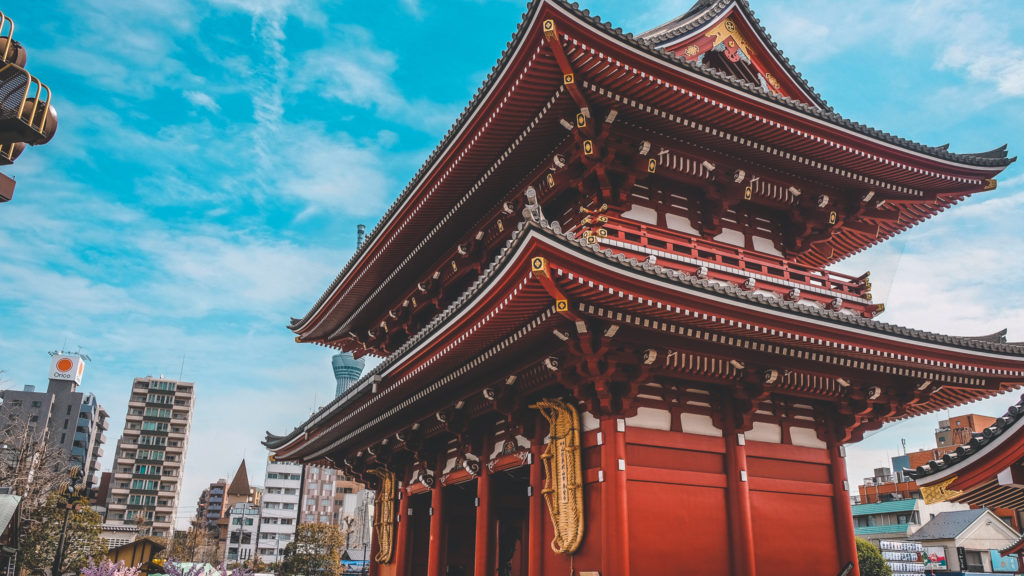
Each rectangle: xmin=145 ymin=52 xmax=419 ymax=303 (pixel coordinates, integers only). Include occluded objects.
xmin=256 ymin=460 xmax=302 ymax=563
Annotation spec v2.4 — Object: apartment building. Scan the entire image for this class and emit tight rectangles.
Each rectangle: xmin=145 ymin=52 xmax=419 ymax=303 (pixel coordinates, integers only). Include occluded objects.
xmin=225 ymin=502 xmax=260 ymax=565
xmin=256 ymin=460 xmax=302 ymax=563
xmin=105 ymin=377 xmax=194 ymax=538
xmin=195 ymin=479 xmax=229 ymax=529
xmin=0 ymin=353 xmax=109 ymax=491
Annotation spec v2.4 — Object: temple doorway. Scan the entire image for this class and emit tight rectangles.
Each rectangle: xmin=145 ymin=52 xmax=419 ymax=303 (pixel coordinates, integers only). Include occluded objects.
xmin=444 ymin=480 xmax=478 ymax=576
xmin=493 ymin=466 xmax=530 ymax=576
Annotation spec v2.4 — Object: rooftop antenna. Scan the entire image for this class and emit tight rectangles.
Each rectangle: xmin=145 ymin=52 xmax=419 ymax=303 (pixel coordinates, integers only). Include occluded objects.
xmin=356 ymin=224 xmax=366 ymax=249
xmin=901 ymin=438 xmax=907 ymax=456
xmin=178 ymin=354 xmax=186 ymax=381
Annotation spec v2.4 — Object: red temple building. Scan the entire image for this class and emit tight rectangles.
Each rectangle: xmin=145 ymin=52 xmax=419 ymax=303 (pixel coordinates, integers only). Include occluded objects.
xmin=265 ymin=1 xmax=1024 ymax=575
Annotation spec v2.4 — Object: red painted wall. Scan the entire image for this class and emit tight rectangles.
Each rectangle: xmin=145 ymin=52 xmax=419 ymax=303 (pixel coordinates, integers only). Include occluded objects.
xmin=628 ymin=481 xmax=731 ymax=574
xmin=750 ymin=491 xmax=838 ymax=576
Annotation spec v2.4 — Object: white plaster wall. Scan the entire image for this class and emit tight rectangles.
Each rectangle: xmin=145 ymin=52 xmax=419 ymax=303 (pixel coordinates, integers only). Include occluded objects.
xmin=581 ymin=410 xmax=600 ymax=432
xmin=621 ymin=204 xmax=658 ymax=224
xmin=680 ymin=412 xmax=722 ymax=437
xmin=790 ymin=427 xmax=827 ymax=449
xmin=665 ymin=213 xmax=699 ymax=235
xmin=746 ymin=421 xmax=782 ymax=444
xmin=625 ymin=407 xmax=671 ymax=431
xmin=751 ymin=236 xmax=782 ymax=256
xmin=715 ymin=228 xmax=745 ymax=247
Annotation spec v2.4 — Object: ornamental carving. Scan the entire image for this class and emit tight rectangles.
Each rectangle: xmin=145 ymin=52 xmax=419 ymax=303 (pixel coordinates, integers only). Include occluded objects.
xmin=919 ymin=476 xmax=963 ymax=505
xmin=531 ymin=398 xmax=584 ymax=554
xmin=367 ymin=469 xmax=396 ymax=564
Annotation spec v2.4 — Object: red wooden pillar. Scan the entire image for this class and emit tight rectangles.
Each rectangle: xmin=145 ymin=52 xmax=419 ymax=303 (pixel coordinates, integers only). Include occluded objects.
xmin=528 ymin=432 xmax=545 ymax=576
xmin=394 ymin=489 xmax=411 ymax=576
xmin=722 ymin=399 xmax=756 ymax=576
xmin=427 ymin=459 xmax=446 ymax=576
xmin=828 ymin=424 xmax=860 ymax=576
xmin=600 ymin=416 xmax=630 ymax=576
xmin=474 ymin=438 xmax=494 ymax=576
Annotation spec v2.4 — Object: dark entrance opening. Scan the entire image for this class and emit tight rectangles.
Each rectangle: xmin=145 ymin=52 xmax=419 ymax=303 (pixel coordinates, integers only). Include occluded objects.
xmin=493 ymin=466 xmax=530 ymax=576
xmin=443 ymin=479 xmax=478 ymax=576
xmin=408 ymin=491 xmax=431 ymax=576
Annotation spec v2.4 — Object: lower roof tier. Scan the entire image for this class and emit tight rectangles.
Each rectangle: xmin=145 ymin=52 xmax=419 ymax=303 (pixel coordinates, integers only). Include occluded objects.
xmin=267 ymin=213 xmax=1024 ymax=462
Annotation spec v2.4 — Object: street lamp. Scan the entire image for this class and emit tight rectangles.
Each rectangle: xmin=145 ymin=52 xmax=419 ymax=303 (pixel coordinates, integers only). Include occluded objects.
xmin=51 ymin=465 xmax=84 ymax=576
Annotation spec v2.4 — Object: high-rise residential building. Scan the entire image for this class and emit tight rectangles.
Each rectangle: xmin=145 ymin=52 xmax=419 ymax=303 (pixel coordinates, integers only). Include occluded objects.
xmin=331 ymin=352 xmax=365 ymax=398
xmin=257 ymin=460 xmax=302 ymax=564
xmin=0 ymin=353 xmax=109 ymax=492
xmin=195 ymin=479 xmax=229 ymax=530
xmin=105 ymin=377 xmax=194 ymax=538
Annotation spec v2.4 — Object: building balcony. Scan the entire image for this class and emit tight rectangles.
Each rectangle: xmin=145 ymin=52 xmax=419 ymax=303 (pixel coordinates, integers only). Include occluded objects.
xmin=579 ymin=214 xmax=880 ymax=318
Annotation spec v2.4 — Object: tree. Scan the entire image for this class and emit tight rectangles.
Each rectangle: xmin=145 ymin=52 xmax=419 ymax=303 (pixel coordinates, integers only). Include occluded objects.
xmin=856 ymin=538 xmax=893 ymax=576
xmin=168 ymin=523 xmax=221 ymax=565
xmin=19 ymin=494 xmax=107 ymax=575
xmin=279 ymin=523 xmax=345 ymax=576
xmin=0 ymin=412 xmax=77 ymax=521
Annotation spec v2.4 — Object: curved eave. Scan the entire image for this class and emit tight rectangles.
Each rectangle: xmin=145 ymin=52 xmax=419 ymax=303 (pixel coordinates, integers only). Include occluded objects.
xmin=912 ymin=394 xmax=1024 ymax=489
xmin=271 ymin=216 xmax=1024 ymax=458
xmin=288 ymin=0 xmax=1013 ymax=345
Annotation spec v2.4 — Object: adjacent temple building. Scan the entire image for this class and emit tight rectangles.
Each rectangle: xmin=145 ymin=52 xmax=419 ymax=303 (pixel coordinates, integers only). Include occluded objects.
xmin=266 ymin=1 xmax=1024 ymax=575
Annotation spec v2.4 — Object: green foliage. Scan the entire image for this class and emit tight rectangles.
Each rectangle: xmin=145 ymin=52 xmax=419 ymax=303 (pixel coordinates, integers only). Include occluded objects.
xmin=19 ymin=494 xmax=107 ymax=575
xmin=856 ymin=538 xmax=893 ymax=576
xmin=279 ymin=523 xmax=346 ymax=576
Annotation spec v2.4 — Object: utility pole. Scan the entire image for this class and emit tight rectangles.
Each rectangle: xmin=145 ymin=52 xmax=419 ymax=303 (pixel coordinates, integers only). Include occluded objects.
xmin=51 ymin=466 xmax=84 ymax=576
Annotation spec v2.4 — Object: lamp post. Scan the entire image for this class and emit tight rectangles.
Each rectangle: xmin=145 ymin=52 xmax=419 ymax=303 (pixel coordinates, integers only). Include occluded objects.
xmin=50 ymin=466 xmax=84 ymax=576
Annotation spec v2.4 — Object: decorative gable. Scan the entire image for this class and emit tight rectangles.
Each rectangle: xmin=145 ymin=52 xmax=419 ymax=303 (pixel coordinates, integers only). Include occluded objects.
xmin=642 ymin=1 xmax=826 ymax=109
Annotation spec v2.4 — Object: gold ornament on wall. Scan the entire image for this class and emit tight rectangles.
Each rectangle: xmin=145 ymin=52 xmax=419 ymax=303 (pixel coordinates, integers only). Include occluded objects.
xmin=531 ymin=398 xmax=584 ymax=554
xmin=367 ymin=468 xmax=396 ymax=564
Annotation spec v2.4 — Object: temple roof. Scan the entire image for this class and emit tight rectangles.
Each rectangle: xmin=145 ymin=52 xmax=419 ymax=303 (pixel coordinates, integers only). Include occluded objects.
xmin=268 ymin=212 xmax=1024 ymax=454
xmin=910 ymin=393 xmax=1024 ymax=482
xmin=639 ymin=0 xmax=830 ymax=109
xmin=289 ymin=0 xmax=1014 ymax=345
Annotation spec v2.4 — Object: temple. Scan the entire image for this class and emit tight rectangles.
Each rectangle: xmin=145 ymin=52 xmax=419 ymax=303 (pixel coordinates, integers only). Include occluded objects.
xmin=265 ymin=1 xmax=1023 ymax=575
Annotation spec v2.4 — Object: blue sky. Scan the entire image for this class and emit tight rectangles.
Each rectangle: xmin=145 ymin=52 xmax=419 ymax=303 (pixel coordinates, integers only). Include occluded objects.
xmin=0 ymin=0 xmax=1022 ymax=526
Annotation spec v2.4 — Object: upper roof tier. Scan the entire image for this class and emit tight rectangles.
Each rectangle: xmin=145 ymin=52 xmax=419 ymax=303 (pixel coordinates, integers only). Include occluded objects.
xmin=289 ymin=0 xmax=1014 ymax=347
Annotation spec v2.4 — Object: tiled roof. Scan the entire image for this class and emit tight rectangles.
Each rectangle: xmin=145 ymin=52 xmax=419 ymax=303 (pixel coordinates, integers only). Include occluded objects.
xmin=638 ymin=0 xmax=831 ymax=110
xmin=852 ymin=499 xmax=918 ymax=516
xmin=907 ymin=508 xmax=987 ymax=541
xmin=268 ymin=214 xmax=1024 ymax=451
xmin=0 ymin=495 xmax=19 ymax=534
xmin=289 ymin=0 xmax=1014 ymax=337
xmin=909 ymin=393 xmax=1024 ymax=480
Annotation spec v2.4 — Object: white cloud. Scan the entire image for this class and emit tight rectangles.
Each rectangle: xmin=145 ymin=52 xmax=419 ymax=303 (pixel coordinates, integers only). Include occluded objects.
xmin=399 ymin=0 xmax=424 ymax=19
xmin=292 ymin=26 xmax=460 ymax=133
xmin=183 ymin=90 xmax=222 ymax=113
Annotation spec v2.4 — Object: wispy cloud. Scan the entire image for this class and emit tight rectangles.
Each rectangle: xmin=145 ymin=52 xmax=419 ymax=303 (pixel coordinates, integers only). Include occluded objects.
xmin=183 ymin=90 xmax=221 ymax=113
xmin=292 ymin=25 xmax=460 ymax=133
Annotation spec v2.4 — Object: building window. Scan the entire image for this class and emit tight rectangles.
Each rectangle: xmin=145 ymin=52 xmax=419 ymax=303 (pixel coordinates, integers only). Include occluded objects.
xmin=964 ymin=550 xmax=984 ymax=571
xmin=30 ymin=401 xmax=40 ymax=408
